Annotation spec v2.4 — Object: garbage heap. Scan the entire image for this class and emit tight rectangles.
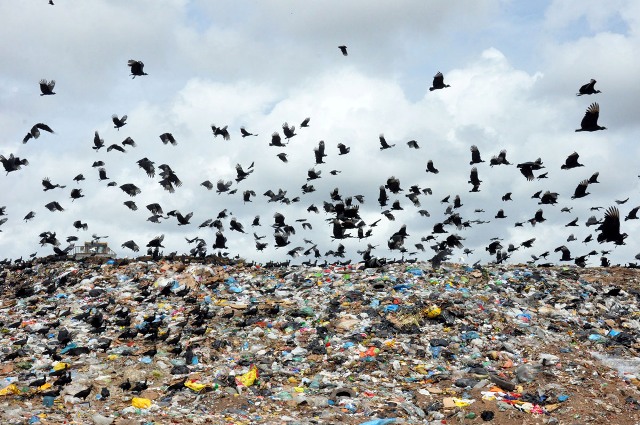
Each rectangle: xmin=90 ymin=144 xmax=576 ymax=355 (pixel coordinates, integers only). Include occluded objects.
xmin=1 ymin=259 xmax=640 ymax=425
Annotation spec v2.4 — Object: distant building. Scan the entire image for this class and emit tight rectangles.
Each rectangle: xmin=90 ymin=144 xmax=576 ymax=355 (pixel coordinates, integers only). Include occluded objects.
xmin=73 ymin=241 xmax=116 ymax=259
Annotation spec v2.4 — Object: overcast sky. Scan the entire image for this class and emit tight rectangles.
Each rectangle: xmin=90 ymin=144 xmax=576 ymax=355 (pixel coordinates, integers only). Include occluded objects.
xmin=1 ymin=0 xmax=640 ymax=266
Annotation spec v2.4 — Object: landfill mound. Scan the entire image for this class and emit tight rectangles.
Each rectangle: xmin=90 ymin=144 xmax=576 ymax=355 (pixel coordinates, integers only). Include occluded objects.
xmin=1 ymin=259 xmax=640 ymax=424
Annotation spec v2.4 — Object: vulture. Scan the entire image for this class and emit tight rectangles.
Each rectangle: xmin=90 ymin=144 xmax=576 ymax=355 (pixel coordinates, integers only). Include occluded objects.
xmin=429 ymin=72 xmax=450 ymax=91
xmin=23 ymin=123 xmax=54 ymax=144
xmin=128 ymin=60 xmax=148 ymax=78
xmin=576 ymin=103 xmax=606 ymax=132
xmin=39 ymin=79 xmax=56 ymax=95
xmin=577 ymin=79 xmax=600 ymax=96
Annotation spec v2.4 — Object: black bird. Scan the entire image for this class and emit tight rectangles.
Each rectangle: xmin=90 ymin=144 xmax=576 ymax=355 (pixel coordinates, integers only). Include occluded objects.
xmin=128 ymin=60 xmax=148 ymax=78
xmin=23 ymin=123 xmax=54 ymax=143
xmin=0 ymin=154 xmax=29 ymax=174
xmin=282 ymin=122 xmax=297 ymax=140
xmin=489 ymin=149 xmax=510 ymax=166
xmin=73 ymin=220 xmax=88 ymax=231
xmin=588 ymin=172 xmax=600 ymax=184
xmin=211 ymin=124 xmax=231 ymax=140
xmin=45 ymin=201 xmax=64 ymax=212
xmin=577 ymin=79 xmax=600 ymax=96
xmin=270 ymin=132 xmax=285 ymax=146
xmin=39 ymin=79 xmax=56 ymax=95
xmin=42 ymin=177 xmax=65 ymax=191
xmin=469 ymin=145 xmax=484 ymax=165
xmin=160 ymin=133 xmax=177 ymax=145
xmin=70 ymin=188 xmax=84 ymax=201
xmin=571 ymin=180 xmax=590 ymax=199
xmin=121 ymin=240 xmax=140 ymax=252
xmin=576 ymin=102 xmax=606 ymax=132
xmin=100 ymin=387 xmax=110 ymax=399
xmin=625 ymin=206 xmax=640 ymax=221
xmin=300 ymin=117 xmax=311 ymax=127
xmin=426 ymin=160 xmax=439 ymax=174
xmin=93 ymin=131 xmax=105 ymax=151
xmin=561 ymin=152 xmax=584 ymax=169
xmin=123 ymin=201 xmax=137 ymax=211
xmin=338 ymin=45 xmax=348 ymax=56
xmin=137 ymin=158 xmax=155 ymax=177
xmin=337 ymin=143 xmax=350 ymax=155
xmin=73 ymin=385 xmax=93 ymax=400
xmin=112 ymin=114 xmax=127 ymax=130
xmin=107 ymin=143 xmax=126 ymax=153
xmin=597 ymin=206 xmax=627 ymax=245
xmin=502 ymin=192 xmax=512 ymax=201
xmin=122 ymin=137 xmax=136 ymax=148
xmin=468 ymin=167 xmax=481 ymax=191
xmin=517 ymin=158 xmax=544 ymax=181
xmin=98 ymin=167 xmax=109 ymax=181
xmin=407 ymin=140 xmax=420 ymax=149
xmin=554 ymin=245 xmax=573 ymax=261
xmin=379 ymin=134 xmax=395 ymax=150
xmin=240 ymin=127 xmax=257 ymax=137
xmin=429 ymin=72 xmax=450 ymax=91
xmin=120 ymin=183 xmax=141 ymax=197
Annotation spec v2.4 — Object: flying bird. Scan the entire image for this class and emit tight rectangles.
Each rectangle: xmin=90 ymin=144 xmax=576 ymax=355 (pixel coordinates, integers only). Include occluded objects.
xmin=211 ymin=124 xmax=230 ymax=140
xmin=379 ymin=134 xmax=395 ymax=150
xmin=426 ymin=160 xmax=439 ymax=174
xmin=429 ymin=72 xmax=450 ymax=91
xmin=159 ymin=133 xmax=177 ymax=145
xmin=561 ymin=152 xmax=584 ymax=170
xmin=240 ymin=127 xmax=257 ymax=137
xmin=44 ymin=201 xmax=64 ymax=212
xmin=112 ymin=114 xmax=127 ymax=130
xmin=120 ymin=183 xmax=141 ymax=197
xmin=338 ymin=45 xmax=348 ymax=56
xmin=23 ymin=123 xmax=54 ymax=143
xmin=577 ymin=79 xmax=600 ymax=96
xmin=596 ymin=206 xmax=627 ymax=245
xmin=128 ymin=60 xmax=148 ymax=78
xmin=407 ymin=140 xmax=420 ymax=149
xmin=576 ymin=102 xmax=606 ymax=132
xmin=93 ymin=131 xmax=105 ymax=151
xmin=41 ymin=177 xmax=65 ymax=191
xmin=300 ymin=117 xmax=311 ymax=127
xmin=337 ymin=143 xmax=350 ymax=155
xmin=39 ymin=79 xmax=56 ymax=96
xmin=469 ymin=145 xmax=484 ymax=165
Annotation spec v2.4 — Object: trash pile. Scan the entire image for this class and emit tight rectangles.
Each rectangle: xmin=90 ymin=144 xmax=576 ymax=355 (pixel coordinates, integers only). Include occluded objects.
xmin=1 ymin=258 xmax=640 ymax=424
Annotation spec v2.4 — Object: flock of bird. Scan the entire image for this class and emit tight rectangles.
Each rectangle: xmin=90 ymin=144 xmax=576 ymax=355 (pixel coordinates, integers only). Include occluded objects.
xmin=0 ymin=47 xmax=635 ymax=268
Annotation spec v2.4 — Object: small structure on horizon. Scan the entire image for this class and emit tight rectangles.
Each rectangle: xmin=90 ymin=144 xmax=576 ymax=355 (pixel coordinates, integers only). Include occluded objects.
xmin=73 ymin=241 xmax=116 ymax=259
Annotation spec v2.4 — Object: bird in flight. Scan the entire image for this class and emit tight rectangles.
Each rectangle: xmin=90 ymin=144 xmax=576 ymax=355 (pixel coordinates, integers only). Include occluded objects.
xmin=128 ymin=60 xmax=148 ymax=78
xmin=576 ymin=103 xmax=606 ymax=132
xmin=23 ymin=123 xmax=54 ymax=144
xmin=338 ymin=45 xmax=348 ymax=56
xmin=39 ymin=79 xmax=56 ymax=96
xmin=429 ymin=72 xmax=450 ymax=91
xmin=577 ymin=79 xmax=600 ymax=96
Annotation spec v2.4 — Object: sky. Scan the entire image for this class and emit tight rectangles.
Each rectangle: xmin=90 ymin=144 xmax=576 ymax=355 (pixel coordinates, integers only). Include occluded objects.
xmin=1 ymin=0 xmax=640 ymax=266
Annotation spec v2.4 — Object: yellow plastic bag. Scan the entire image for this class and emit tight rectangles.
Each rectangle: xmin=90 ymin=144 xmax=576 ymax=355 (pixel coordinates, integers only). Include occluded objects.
xmin=131 ymin=397 xmax=152 ymax=409
xmin=184 ymin=380 xmax=207 ymax=392
xmin=236 ymin=364 xmax=258 ymax=387
xmin=0 ymin=384 xmax=20 ymax=396
xmin=53 ymin=362 xmax=69 ymax=371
